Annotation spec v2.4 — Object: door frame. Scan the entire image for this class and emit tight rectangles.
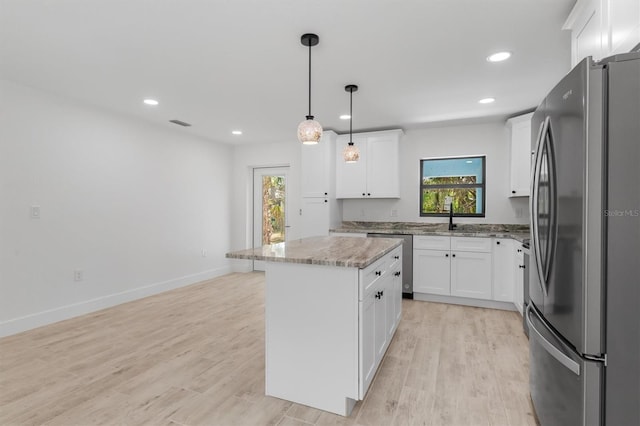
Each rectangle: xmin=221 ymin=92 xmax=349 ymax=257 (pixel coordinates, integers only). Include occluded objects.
xmin=252 ymin=164 xmax=290 ymax=271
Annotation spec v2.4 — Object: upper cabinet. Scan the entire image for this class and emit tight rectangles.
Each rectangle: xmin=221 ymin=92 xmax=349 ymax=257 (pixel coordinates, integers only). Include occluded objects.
xmin=564 ymin=0 xmax=640 ymax=67
xmin=335 ymin=129 xmax=403 ymax=199
xmin=300 ymin=131 xmax=342 ymax=238
xmin=507 ymin=113 xmax=534 ymax=197
xmin=302 ymin=130 xmax=337 ymax=198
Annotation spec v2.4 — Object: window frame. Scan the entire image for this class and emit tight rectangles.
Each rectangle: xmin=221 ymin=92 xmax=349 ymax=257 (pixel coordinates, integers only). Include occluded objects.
xmin=419 ymin=155 xmax=486 ymax=217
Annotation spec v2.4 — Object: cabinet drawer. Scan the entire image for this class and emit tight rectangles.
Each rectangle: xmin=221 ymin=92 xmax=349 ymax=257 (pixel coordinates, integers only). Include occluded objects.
xmin=451 ymin=237 xmax=491 ymax=252
xmin=388 ymin=246 xmax=402 ymax=270
xmin=413 ymin=236 xmax=450 ymax=250
xmin=360 ymin=257 xmax=387 ymax=299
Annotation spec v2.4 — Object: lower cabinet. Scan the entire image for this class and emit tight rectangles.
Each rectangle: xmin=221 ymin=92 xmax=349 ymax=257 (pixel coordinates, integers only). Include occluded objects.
xmin=450 ymin=250 xmax=492 ymax=300
xmin=360 ymin=290 xmax=376 ymax=394
xmin=358 ymin=246 xmax=401 ymax=398
xmin=514 ymin=244 xmax=525 ymax=315
xmin=413 ymin=236 xmax=492 ymax=300
xmin=413 ymin=249 xmax=450 ymax=295
xmin=492 ymin=238 xmax=515 ymax=302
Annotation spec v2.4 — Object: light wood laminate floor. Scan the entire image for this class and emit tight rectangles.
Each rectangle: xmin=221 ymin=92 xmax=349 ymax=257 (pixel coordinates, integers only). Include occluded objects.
xmin=0 ymin=272 xmax=536 ymax=426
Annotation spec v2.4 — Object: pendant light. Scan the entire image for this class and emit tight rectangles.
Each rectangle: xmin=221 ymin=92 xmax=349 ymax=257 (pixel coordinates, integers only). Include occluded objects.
xmin=343 ymin=84 xmax=360 ymax=163
xmin=297 ymin=33 xmax=323 ymax=144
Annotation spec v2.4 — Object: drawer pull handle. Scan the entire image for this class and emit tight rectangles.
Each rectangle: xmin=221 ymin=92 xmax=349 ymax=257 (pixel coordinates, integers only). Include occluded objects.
xmin=394 ymin=271 xmax=401 ymax=277
xmin=375 ymin=271 xmax=382 ymax=276
xmin=394 ymin=255 xmax=400 ymax=260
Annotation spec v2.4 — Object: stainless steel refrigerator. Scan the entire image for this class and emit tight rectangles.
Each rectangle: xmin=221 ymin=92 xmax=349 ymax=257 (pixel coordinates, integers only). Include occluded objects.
xmin=527 ymin=51 xmax=639 ymax=426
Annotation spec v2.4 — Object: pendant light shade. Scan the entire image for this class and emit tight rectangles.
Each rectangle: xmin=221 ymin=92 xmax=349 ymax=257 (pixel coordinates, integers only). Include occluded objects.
xmin=298 ymin=117 xmax=323 ymax=144
xmin=298 ymin=34 xmax=322 ymax=144
xmin=343 ymin=84 xmax=360 ymax=163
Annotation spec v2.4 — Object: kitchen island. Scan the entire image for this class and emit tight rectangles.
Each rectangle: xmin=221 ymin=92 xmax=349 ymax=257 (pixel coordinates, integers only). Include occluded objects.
xmin=226 ymin=236 xmax=403 ymax=416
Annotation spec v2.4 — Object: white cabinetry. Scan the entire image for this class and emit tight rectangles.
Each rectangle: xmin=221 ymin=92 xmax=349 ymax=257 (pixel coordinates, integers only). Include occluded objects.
xmin=514 ymin=244 xmax=526 ymax=315
xmin=564 ymin=0 xmax=640 ymax=67
xmin=301 ymin=131 xmax=342 ymax=238
xmin=336 ymin=130 xmax=402 ymax=199
xmin=413 ymin=236 xmax=492 ymax=300
xmin=451 ymin=250 xmax=492 ymax=300
xmin=507 ymin=113 xmax=533 ymax=197
xmin=413 ymin=249 xmax=451 ymax=295
xmin=492 ymin=238 xmax=515 ymax=302
xmin=358 ymin=246 xmax=401 ymax=398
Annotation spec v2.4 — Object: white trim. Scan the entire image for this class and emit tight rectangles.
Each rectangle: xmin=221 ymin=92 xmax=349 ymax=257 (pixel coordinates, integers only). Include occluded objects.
xmin=0 ymin=266 xmax=231 ymax=337
xmin=563 ymin=0 xmax=592 ymax=30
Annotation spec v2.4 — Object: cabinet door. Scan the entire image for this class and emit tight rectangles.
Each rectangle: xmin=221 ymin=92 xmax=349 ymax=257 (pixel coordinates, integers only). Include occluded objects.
xmin=575 ymin=6 xmax=605 ymax=63
xmin=336 ymin=135 xmax=368 ymax=198
xmin=514 ymin=247 xmax=525 ymax=315
xmin=374 ymin=286 xmax=387 ymax=361
xmin=301 ymin=137 xmax=329 ymax=198
xmin=366 ymin=134 xmax=400 ymax=198
xmin=393 ymin=269 xmax=402 ymax=327
xmin=300 ymin=197 xmax=329 ymax=238
xmin=359 ymin=293 xmax=376 ymax=398
xmin=384 ymin=275 xmax=395 ymax=341
xmin=413 ymin=249 xmax=451 ymax=295
xmin=451 ymin=251 xmax=492 ymax=300
xmin=492 ymin=239 xmax=515 ymax=302
xmin=509 ymin=113 xmax=533 ymax=197
xmin=609 ymin=0 xmax=640 ymax=55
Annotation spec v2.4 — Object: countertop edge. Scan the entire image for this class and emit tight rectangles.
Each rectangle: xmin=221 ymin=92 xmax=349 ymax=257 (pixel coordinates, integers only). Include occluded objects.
xmin=226 ymin=237 xmax=403 ymax=269
xmin=329 ymin=228 xmax=530 ymax=242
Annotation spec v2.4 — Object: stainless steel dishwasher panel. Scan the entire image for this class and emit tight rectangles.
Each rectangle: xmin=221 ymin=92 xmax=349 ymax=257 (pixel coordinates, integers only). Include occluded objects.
xmin=367 ymin=233 xmax=413 ymax=298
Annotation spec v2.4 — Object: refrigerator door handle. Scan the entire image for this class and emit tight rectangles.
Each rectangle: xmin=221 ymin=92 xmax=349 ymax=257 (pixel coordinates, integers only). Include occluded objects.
xmin=526 ymin=304 xmax=581 ymax=376
xmin=530 ymin=117 xmax=549 ymax=294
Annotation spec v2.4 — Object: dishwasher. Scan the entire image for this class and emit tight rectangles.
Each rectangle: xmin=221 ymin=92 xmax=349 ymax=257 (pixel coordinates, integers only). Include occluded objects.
xmin=367 ymin=233 xmax=413 ymax=298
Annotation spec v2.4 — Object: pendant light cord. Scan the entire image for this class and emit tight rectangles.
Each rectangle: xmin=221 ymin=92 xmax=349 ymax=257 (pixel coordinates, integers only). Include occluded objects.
xmin=308 ymin=43 xmax=312 ymax=118
xmin=349 ymin=88 xmax=353 ymax=143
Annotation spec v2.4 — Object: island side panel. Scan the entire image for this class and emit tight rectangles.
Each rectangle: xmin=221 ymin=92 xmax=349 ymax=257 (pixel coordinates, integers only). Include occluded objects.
xmin=265 ymin=262 xmax=359 ymax=416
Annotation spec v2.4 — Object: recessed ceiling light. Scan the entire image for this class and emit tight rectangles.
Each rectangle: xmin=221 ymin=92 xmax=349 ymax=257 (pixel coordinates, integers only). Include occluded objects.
xmin=339 ymin=114 xmax=351 ymax=120
xmin=143 ymin=99 xmax=159 ymax=106
xmin=487 ymin=51 xmax=512 ymax=62
xmin=232 ymin=130 xmax=242 ymax=135
xmin=466 ymin=160 xmax=473 ymax=164
xmin=478 ymin=97 xmax=495 ymax=104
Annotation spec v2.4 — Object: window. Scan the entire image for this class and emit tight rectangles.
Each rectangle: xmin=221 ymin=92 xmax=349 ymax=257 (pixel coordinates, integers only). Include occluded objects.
xmin=420 ymin=156 xmax=486 ymax=217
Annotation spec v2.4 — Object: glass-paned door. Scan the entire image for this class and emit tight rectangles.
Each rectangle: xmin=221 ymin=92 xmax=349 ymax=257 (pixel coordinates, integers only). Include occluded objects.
xmin=253 ymin=167 xmax=289 ymax=271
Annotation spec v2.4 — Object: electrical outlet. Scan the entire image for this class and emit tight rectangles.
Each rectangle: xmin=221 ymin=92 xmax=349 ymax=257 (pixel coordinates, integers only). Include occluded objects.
xmin=390 ymin=209 xmax=398 ymax=217
xmin=30 ymin=205 xmax=41 ymax=219
xmin=515 ymin=207 xmax=524 ymax=218
xmin=201 ymin=249 xmax=207 ymax=257
xmin=360 ymin=208 xmax=365 ymax=217
xmin=73 ymin=270 xmax=84 ymax=282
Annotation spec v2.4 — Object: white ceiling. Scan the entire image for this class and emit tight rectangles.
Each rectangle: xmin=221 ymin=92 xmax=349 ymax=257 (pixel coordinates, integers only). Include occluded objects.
xmin=0 ymin=0 xmax=575 ymax=145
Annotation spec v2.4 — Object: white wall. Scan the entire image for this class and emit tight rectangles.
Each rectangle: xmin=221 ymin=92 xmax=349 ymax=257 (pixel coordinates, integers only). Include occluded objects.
xmin=0 ymin=80 xmax=232 ymax=336
xmin=342 ymin=121 xmax=530 ymax=225
xmin=229 ymin=141 xmax=301 ymax=271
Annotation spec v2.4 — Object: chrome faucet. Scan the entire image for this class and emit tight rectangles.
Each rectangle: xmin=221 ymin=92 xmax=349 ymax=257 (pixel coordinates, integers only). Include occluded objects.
xmin=448 ymin=206 xmax=457 ymax=231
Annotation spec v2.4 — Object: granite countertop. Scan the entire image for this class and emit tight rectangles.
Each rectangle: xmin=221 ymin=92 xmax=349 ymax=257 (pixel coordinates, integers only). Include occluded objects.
xmin=331 ymin=221 xmax=530 ymax=242
xmin=225 ymin=236 xmax=403 ymax=268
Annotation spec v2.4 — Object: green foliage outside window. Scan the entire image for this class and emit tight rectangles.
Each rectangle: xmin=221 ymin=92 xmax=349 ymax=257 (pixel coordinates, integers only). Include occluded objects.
xmin=420 ymin=157 xmax=485 ymax=217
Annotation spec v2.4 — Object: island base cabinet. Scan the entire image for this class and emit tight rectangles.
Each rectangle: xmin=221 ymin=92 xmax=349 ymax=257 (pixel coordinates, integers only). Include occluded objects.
xmin=265 ymin=262 xmax=359 ymax=416
xmin=264 ymin=246 xmax=402 ymax=417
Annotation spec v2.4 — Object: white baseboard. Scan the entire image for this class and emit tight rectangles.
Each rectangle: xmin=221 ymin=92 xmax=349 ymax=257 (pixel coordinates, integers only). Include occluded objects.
xmin=412 ymin=292 xmax=517 ymax=311
xmin=0 ymin=266 xmax=231 ymax=338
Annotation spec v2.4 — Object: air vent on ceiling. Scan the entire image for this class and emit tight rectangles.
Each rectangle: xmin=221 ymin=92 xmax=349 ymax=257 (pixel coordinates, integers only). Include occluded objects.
xmin=169 ymin=119 xmax=192 ymax=127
